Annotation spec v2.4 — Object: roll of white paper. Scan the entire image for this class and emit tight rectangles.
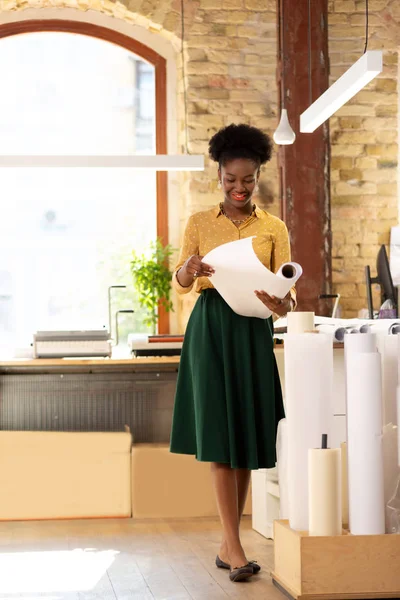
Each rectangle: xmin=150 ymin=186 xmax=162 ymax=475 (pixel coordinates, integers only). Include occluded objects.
xmin=276 ymin=418 xmax=289 ymax=519
xmin=344 ymin=332 xmax=377 ymax=442
xmin=376 ymin=334 xmax=400 ymax=427
xmin=203 ymin=237 xmax=302 ymax=319
xmin=360 ymin=321 xmax=400 ymax=335
xmin=344 ymin=332 xmax=377 ymax=356
xmin=316 ymin=324 xmax=354 ymax=342
xmin=308 ymin=447 xmax=342 ymax=536
xmin=285 ymin=334 xmax=333 ymax=531
xmin=287 ymin=312 xmax=315 ymax=334
xmin=346 ymin=352 xmax=385 ymax=535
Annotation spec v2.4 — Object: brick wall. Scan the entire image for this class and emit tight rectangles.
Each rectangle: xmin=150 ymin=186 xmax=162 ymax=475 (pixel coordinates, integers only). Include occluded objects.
xmin=329 ymin=0 xmax=399 ymax=317
xmin=0 ymin=0 xmax=398 ymax=326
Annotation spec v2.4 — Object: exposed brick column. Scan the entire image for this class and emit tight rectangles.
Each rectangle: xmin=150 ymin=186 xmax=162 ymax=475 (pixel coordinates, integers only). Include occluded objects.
xmin=277 ymin=0 xmax=332 ymax=315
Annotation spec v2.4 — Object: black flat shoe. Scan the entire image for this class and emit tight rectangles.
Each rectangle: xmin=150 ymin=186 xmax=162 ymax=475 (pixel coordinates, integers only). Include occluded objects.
xmin=216 ymin=555 xmax=261 ymax=574
xmin=229 ymin=564 xmax=254 ymax=582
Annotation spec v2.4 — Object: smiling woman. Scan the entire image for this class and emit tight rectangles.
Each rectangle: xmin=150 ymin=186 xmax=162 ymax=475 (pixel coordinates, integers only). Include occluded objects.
xmin=0 ymin=26 xmax=169 ymax=352
xmin=170 ymin=123 xmax=296 ymax=582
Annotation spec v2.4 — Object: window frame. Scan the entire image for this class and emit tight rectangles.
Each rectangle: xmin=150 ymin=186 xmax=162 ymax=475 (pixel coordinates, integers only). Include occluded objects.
xmin=0 ymin=19 xmax=170 ymax=334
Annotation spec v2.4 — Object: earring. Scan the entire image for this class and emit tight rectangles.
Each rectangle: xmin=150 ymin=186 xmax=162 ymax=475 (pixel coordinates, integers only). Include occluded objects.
xmin=255 ymin=184 xmax=259 ymax=192
xmin=217 ymin=181 xmax=222 ymax=189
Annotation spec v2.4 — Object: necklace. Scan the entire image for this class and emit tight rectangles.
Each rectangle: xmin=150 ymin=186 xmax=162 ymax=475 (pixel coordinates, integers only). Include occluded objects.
xmin=220 ymin=203 xmax=255 ymax=225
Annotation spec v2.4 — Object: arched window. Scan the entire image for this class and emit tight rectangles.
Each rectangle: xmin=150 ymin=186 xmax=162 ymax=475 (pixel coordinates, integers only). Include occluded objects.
xmin=0 ymin=21 xmax=169 ymax=354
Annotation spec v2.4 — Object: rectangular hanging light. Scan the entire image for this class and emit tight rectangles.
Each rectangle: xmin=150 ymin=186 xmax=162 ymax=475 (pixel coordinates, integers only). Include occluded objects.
xmin=300 ymin=50 xmax=383 ymax=133
xmin=0 ymin=154 xmax=204 ymax=170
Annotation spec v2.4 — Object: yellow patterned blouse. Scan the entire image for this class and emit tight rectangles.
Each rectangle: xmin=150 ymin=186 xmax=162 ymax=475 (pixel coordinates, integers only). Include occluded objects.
xmin=173 ymin=204 xmax=297 ymax=305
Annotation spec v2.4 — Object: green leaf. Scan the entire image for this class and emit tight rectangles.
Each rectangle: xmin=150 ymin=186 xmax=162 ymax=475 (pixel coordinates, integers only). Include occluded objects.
xmin=130 ymin=238 xmax=177 ymax=332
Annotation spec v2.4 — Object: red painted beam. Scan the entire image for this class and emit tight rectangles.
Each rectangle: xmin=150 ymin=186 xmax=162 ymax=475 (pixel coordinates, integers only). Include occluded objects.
xmin=276 ymin=0 xmax=332 ymax=316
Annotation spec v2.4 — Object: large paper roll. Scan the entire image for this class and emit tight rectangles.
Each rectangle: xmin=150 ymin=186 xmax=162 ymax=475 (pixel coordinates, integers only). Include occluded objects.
xmin=343 ymin=332 xmax=377 ymax=446
xmin=287 ymin=312 xmax=315 ymax=334
xmin=341 ymin=442 xmax=349 ymax=528
xmin=203 ymin=237 xmax=302 ymax=319
xmin=344 ymin=332 xmax=377 ymax=356
xmin=285 ymin=334 xmax=333 ymax=531
xmin=376 ymin=334 xmax=400 ymax=427
xmin=346 ymin=352 xmax=385 ymax=535
xmin=308 ymin=447 xmax=342 ymax=536
xmin=276 ymin=418 xmax=289 ymax=519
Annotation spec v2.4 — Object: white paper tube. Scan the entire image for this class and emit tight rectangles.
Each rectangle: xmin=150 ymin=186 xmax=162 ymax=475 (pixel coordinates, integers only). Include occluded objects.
xmin=285 ymin=334 xmax=333 ymax=531
xmin=376 ymin=334 xmax=400 ymax=426
xmin=287 ymin=312 xmax=315 ymax=334
xmin=341 ymin=442 xmax=349 ymax=528
xmin=346 ymin=352 xmax=385 ymax=535
xmin=344 ymin=332 xmax=377 ymax=356
xmin=315 ymin=324 xmax=347 ymax=341
xmin=276 ymin=418 xmax=289 ymax=519
xmin=360 ymin=321 xmax=400 ymax=334
xmin=344 ymin=332 xmax=377 ymax=446
xmin=308 ymin=446 xmax=342 ymax=536
xmin=316 ymin=324 xmax=363 ymax=341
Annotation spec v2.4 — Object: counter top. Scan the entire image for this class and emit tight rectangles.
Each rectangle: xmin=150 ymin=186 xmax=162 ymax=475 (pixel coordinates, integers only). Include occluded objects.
xmin=0 ymin=356 xmax=180 ymax=374
xmin=0 ymin=342 xmax=343 ymax=373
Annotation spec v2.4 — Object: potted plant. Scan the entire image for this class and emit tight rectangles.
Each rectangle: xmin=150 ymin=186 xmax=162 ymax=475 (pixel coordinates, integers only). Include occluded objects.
xmin=130 ymin=238 xmax=175 ymax=334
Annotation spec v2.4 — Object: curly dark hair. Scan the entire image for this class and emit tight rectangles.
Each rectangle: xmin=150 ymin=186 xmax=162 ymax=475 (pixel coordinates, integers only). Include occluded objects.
xmin=208 ymin=123 xmax=273 ymax=167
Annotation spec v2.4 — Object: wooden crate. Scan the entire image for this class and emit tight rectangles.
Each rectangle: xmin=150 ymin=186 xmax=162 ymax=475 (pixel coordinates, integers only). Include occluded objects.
xmin=271 ymin=520 xmax=400 ymax=600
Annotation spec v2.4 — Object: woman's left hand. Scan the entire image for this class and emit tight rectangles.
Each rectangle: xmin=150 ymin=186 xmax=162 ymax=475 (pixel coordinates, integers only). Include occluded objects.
xmin=254 ymin=290 xmax=292 ymax=317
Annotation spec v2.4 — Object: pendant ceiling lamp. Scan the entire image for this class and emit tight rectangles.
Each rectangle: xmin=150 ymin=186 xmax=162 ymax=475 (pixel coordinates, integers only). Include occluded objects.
xmin=273 ymin=0 xmax=296 ymax=145
xmin=300 ymin=0 xmax=382 ymax=133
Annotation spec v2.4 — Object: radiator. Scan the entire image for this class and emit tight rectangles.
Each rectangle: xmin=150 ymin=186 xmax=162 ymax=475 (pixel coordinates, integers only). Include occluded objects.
xmin=0 ymin=372 xmax=177 ymax=443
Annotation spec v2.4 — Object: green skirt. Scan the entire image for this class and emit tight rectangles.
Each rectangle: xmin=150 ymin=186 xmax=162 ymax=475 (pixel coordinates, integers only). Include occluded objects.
xmin=170 ymin=289 xmax=285 ymax=470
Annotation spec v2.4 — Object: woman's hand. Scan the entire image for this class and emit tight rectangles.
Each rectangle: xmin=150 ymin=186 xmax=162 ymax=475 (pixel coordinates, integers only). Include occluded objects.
xmin=176 ymin=255 xmax=215 ymax=287
xmin=254 ymin=290 xmax=292 ymax=317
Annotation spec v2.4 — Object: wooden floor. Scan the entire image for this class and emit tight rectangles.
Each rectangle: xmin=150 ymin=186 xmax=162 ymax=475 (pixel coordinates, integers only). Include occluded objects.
xmin=0 ymin=516 xmax=283 ymax=600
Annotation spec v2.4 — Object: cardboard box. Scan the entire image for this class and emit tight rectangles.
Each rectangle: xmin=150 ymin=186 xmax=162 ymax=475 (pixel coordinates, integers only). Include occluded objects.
xmin=131 ymin=444 xmax=252 ymax=519
xmin=272 ymin=519 xmax=400 ymax=600
xmin=0 ymin=431 xmax=132 ymax=520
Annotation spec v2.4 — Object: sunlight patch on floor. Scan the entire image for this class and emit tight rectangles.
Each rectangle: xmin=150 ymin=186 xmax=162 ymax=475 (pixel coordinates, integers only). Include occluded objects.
xmin=0 ymin=548 xmax=118 ymax=594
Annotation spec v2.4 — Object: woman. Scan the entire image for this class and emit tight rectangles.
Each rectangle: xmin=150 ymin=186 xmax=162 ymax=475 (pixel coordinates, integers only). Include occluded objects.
xmin=170 ymin=124 xmax=296 ymax=582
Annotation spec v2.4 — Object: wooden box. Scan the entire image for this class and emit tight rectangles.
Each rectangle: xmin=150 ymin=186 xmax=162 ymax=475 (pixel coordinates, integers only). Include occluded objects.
xmin=271 ymin=520 xmax=400 ymax=600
